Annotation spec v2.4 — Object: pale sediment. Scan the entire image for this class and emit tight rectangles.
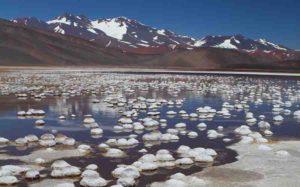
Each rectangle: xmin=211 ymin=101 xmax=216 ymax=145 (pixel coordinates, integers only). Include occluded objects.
xmin=193 ymin=141 xmax=300 ymax=187
xmin=0 ymin=148 xmax=87 ymax=163
xmin=151 ymin=141 xmax=300 ymax=186
xmin=29 ymin=178 xmax=77 ymax=187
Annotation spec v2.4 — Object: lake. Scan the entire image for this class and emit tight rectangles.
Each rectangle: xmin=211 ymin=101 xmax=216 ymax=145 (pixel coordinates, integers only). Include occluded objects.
xmin=0 ymin=69 xmax=299 ymax=186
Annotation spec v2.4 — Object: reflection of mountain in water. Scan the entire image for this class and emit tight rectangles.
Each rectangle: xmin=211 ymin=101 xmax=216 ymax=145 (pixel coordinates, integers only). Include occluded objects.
xmin=48 ymin=97 xmax=74 ymax=116
xmin=47 ymin=96 xmax=119 ymax=118
xmin=36 ymin=125 xmax=87 ymax=132
xmin=89 ymin=98 xmax=119 ymax=117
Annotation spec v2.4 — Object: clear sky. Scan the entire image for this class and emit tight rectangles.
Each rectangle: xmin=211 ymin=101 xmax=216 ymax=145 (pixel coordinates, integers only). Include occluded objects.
xmin=0 ymin=0 xmax=299 ymax=49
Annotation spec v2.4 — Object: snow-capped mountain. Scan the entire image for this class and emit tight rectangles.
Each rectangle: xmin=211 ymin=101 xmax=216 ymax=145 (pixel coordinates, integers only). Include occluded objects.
xmin=195 ymin=34 xmax=296 ymax=60
xmin=91 ymin=16 xmax=196 ymax=49
xmin=12 ymin=13 xmax=295 ymax=57
xmin=13 ymin=14 xmax=119 ymax=47
xmin=197 ymin=34 xmax=290 ymax=51
xmin=12 ymin=14 xmax=197 ymax=53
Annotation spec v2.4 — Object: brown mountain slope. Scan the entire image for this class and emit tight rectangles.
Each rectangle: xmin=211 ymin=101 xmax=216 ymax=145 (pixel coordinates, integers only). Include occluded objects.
xmin=0 ymin=19 xmax=135 ymax=66
xmin=0 ymin=19 xmax=299 ymax=71
xmin=139 ymin=48 xmax=300 ymax=71
xmin=141 ymin=48 xmax=257 ymax=69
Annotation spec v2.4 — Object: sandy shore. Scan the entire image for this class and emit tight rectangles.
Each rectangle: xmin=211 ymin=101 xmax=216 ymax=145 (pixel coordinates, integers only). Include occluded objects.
xmin=194 ymin=141 xmax=300 ymax=187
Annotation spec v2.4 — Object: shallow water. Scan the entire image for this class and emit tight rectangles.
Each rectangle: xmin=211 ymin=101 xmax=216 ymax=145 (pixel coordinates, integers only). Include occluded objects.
xmin=0 ymin=70 xmax=300 ymax=186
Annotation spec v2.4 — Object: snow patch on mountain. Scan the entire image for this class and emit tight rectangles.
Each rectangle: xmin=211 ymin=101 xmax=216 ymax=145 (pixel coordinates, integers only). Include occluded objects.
xmin=263 ymin=50 xmax=272 ymax=53
xmin=54 ymin=26 xmax=65 ymax=34
xmin=120 ymin=40 xmax=132 ymax=45
xmin=47 ymin=17 xmax=71 ymax=25
xmin=91 ymin=18 xmax=128 ymax=40
xmin=105 ymin=40 xmax=111 ymax=47
xmin=231 ymin=37 xmax=240 ymax=44
xmin=214 ymin=39 xmax=237 ymax=49
xmin=87 ymin=28 xmax=97 ymax=34
xmin=194 ymin=39 xmax=206 ymax=47
xmin=257 ymin=39 xmax=287 ymax=51
xmin=157 ymin=29 xmax=166 ymax=35
xmin=137 ymin=43 xmax=150 ymax=47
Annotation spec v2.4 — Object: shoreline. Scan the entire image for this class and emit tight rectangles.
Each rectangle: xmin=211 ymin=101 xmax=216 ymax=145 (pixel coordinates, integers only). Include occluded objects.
xmin=150 ymin=140 xmax=300 ymax=187
xmin=193 ymin=140 xmax=300 ymax=187
xmin=0 ymin=66 xmax=300 ymax=77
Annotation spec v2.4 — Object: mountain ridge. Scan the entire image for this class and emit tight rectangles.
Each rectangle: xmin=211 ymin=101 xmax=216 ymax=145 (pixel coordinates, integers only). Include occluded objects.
xmin=11 ymin=13 xmax=296 ymax=60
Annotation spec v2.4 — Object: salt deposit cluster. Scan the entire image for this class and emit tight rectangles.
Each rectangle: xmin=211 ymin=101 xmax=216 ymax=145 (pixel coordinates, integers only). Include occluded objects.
xmin=0 ymin=70 xmax=300 ymax=186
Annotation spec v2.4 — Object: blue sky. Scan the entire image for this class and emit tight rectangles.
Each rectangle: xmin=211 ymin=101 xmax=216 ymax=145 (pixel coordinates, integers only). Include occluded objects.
xmin=1 ymin=0 xmax=299 ymax=49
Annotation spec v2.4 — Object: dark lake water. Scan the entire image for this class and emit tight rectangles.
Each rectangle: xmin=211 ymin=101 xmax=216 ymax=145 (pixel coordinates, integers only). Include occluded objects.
xmin=0 ymin=71 xmax=300 ymax=186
